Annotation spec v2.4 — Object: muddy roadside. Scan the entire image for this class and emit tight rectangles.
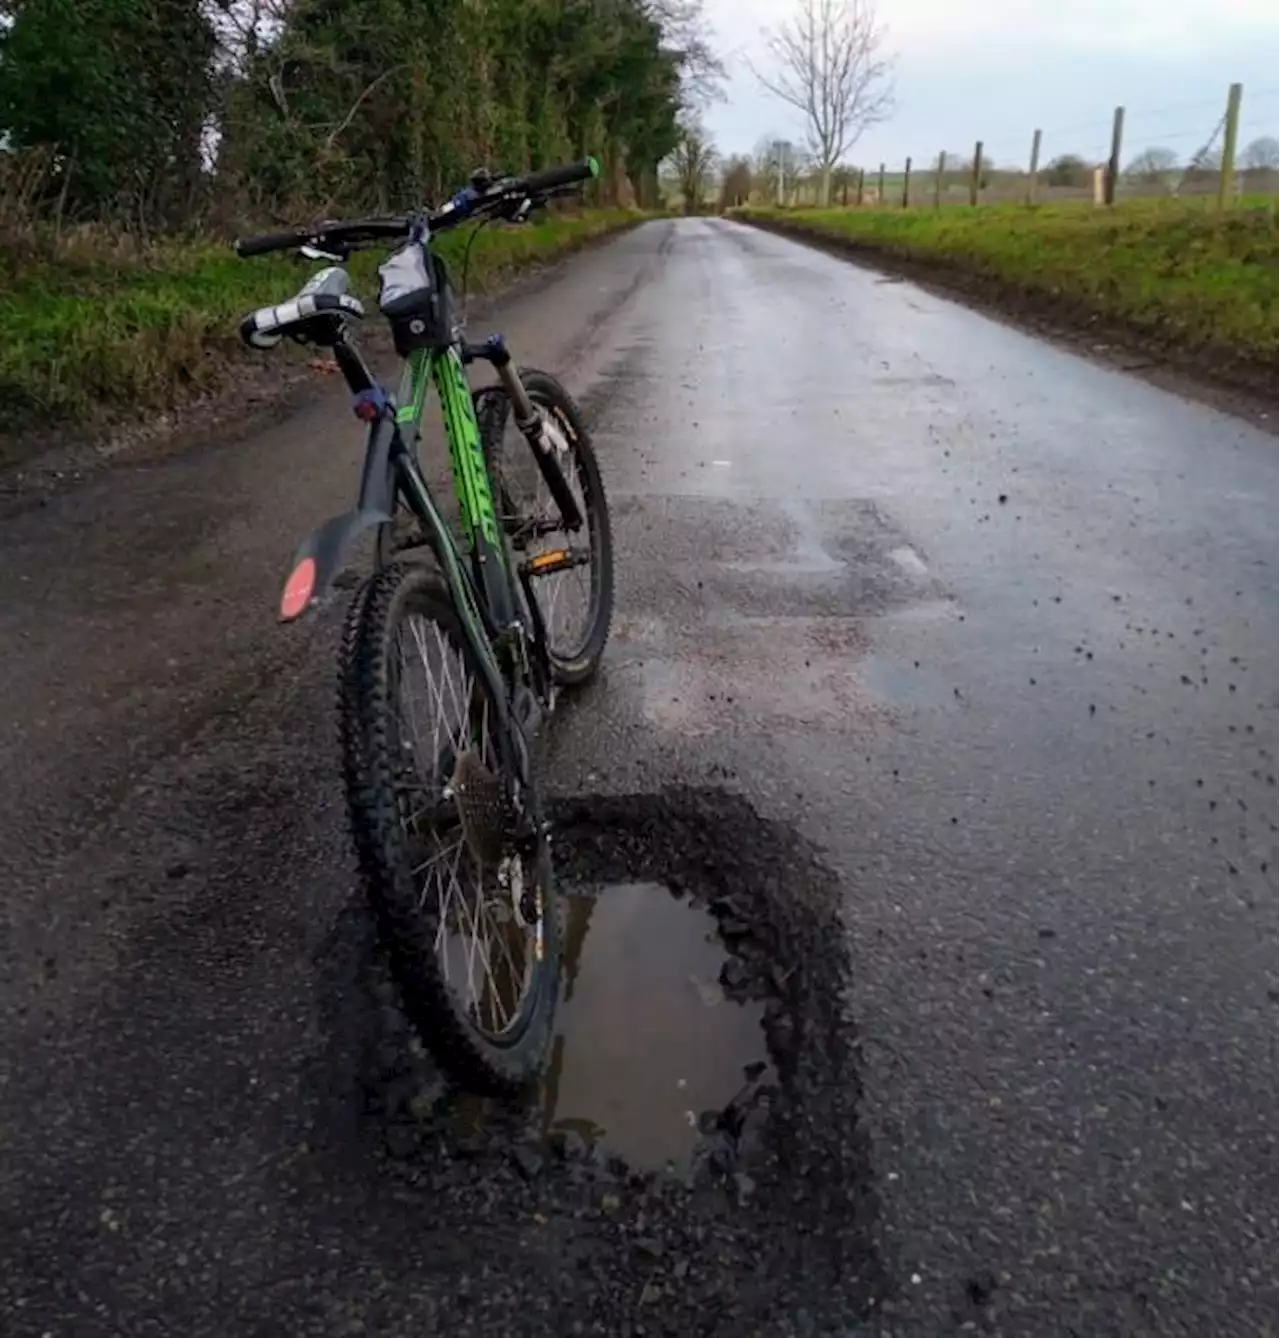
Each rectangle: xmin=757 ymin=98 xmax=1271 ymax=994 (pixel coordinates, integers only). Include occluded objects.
xmin=734 ymin=212 xmax=1277 ymax=431
xmin=0 ymin=217 xmax=649 ymax=515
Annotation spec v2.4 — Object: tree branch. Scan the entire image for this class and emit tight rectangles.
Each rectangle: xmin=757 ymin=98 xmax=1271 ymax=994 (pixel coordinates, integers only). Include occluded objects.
xmin=323 ymin=65 xmax=408 ymax=151
xmin=749 ymin=0 xmax=895 ymax=199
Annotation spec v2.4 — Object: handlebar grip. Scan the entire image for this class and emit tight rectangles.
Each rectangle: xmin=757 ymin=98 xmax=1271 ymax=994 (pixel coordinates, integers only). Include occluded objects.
xmin=515 ymin=157 xmax=601 ymax=197
xmin=234 ymin=228 xmax=311 ymax=258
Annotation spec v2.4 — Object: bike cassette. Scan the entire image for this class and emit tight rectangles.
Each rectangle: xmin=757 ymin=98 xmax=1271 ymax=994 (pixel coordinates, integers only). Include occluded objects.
xmin=445 ymin=747 xmax=518 ymax=868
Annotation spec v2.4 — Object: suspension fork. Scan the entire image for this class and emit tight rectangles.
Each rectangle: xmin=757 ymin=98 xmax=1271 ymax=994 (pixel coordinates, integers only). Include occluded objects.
xmin=461 ymin=337 xmax=584 ymax=532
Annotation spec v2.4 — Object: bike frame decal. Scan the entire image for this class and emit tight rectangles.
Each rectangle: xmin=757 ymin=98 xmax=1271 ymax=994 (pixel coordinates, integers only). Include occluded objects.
xmin=387 ymin=341 xmax=515 ymax=651
xmin=431 ymin=347 xmax=503 ymax=553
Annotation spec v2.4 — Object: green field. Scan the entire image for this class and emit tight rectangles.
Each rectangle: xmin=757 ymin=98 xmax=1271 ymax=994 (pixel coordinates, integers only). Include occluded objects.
xmin=737 ymin=199 xmax=1278 ymax=378
xmin=0 ymin=209 xmax=641 ymax=437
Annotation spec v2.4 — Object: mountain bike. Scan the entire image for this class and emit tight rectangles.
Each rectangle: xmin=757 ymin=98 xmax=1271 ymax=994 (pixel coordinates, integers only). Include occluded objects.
xmin=233 ymin=158 xmax=614 ymax=1094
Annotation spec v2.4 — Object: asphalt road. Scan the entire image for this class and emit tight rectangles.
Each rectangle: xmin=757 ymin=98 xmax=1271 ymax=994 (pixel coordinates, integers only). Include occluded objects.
xmin=1 ymin=217 xmax=1275 ymax=1337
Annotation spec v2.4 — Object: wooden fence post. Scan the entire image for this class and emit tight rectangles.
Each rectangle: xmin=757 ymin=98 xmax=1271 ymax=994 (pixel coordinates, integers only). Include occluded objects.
xmin=877 ymin=162 xmax=885 ymax=205
xmin=856 ymin=168 xmax=865 ymax=206
xmin=969 ymin=141 xmax=983 ymax=205
xmin=902 ymin=156 xmax=912 ymax=207
xmin=1027 ymin=129 xmax=1042 ymax=205
xmin=1105 ymin=106 xmax=1125 ymax=204
xmin=934 ymin=150 xmax=945 ymax=207
xmin=1219 ymin=82 xmax=1243 ymax=210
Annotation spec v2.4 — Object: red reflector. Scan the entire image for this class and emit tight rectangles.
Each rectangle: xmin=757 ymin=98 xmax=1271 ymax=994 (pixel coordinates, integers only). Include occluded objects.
xmin=354 ymin=400 xmax=379 ymax=423
xmin=280 ymin=557 xmax=317 ymax=620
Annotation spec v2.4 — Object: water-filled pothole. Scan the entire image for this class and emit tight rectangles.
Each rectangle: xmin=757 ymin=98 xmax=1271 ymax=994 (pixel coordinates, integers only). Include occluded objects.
xmin=363 ymin=790 xmax=883 ymax=1328
xmin=540 ymin=882 xmax=770 ymax=1172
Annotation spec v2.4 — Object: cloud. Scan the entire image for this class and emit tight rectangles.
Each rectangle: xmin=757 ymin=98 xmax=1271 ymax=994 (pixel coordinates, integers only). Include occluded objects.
xmin=706 ymin=0 xmax=1277 ymax=52
xmin=701 ymin=0 xmax=1279 ymax=161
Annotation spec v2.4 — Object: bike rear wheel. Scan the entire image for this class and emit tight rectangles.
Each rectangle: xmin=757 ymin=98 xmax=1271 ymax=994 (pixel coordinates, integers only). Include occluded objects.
xmin=339 ymin=561 xmax=560 ymax=1093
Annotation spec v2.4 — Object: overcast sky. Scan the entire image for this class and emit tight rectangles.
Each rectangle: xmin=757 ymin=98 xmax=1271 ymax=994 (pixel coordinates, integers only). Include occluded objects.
xmin=699 ymin=0 xmax=1280 ymax=168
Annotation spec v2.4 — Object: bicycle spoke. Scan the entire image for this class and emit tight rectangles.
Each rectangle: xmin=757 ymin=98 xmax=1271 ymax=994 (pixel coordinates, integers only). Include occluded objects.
xmin=385 ymin=604 xmax=538 ymax=1040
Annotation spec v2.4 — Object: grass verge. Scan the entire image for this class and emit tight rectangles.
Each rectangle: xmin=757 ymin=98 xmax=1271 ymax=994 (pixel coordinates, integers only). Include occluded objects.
xmin=0 ymin=208 xmax=642 ymax=442
xmin=735 ymin=200 xmax=1278 ymax=392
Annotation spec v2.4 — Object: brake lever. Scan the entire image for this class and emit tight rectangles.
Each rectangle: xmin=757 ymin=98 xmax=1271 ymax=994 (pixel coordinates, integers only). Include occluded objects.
xmin=300 ymin=242 xmax=345 ymax=263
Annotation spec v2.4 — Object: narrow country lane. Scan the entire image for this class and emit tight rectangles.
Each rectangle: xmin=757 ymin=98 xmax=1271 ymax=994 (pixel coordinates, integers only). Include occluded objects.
xmin=1 ymin=219 xmax=1275 ymax=1337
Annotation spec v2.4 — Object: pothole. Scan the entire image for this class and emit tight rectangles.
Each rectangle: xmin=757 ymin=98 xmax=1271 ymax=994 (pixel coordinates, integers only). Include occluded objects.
xmin=353 ymin=789 xmax=885 ymax=1331
xmin=541 ymin=882 xmax=771 ymax=1173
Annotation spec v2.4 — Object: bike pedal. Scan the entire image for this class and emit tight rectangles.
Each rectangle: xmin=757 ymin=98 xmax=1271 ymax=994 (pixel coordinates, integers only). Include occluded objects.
xmin=520 ymin=547 xmax=588 ymax=578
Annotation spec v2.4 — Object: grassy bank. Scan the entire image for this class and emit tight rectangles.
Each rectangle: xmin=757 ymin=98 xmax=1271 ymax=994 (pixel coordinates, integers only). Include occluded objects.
xmin=0 ymin=208 xmax=641 ymax=438
xmin=736 ymin=200 xmax=1278 ymax=385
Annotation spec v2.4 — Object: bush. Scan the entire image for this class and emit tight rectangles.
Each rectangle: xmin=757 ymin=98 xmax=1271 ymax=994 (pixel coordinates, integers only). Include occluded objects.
xmin=0 ymin=209 xmax=641 ymax=436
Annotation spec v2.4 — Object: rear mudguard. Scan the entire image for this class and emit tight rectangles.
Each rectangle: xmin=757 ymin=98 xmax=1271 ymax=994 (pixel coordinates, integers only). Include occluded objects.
xmin=277 ymin=507 xmax=390 ymax=622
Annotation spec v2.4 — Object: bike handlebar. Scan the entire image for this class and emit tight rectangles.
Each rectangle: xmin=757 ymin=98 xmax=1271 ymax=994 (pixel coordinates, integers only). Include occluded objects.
xmin=233 ymin=156 xmax=601 ymax=259
xmin=234 ymin=227 xmax=321 ymax=258
xmin=234 ymin=219 xmax=410 ymax=258
xmin=514 ymin=157 xmax=600 ymax=197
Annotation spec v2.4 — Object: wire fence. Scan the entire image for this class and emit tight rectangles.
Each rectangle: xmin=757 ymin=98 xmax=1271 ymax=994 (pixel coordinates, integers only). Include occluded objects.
xmin=763 ymin=81 xmax=1279 ymax=210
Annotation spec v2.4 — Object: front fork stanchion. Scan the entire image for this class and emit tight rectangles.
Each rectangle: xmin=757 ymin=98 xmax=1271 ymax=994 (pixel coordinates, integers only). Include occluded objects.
xmin=471 ymin=336 xmax=585 ymax=533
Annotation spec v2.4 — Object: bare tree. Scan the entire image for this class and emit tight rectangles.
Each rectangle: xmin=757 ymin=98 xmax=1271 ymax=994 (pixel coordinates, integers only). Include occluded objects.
xmin=1043 ymin=153 xmax=1092 ymax=188
xmin=642 ymin=0 xmax=726 ymax=109
xmin=1124 ymin=146 xmax=1178 ymax=183
xmin=1183 ymin=143 xmax=1222 ymax=184
xmin=830 ymin=162 xmax=858 ymax=204
xmin=718 ymin=155 xmax=753 ymax=210
xmin=669 ymin=118 xmax=719 ymax=213
xmin=945 ymin=148 xmax=994 ymax=175
xmin=749 ymin=0 xmax=894 ymax=206
xmin=1240 ymin=135 xmax=1280 ymax=171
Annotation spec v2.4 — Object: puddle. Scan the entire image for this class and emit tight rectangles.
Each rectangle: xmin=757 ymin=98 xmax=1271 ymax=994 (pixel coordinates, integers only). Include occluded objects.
xmin=540 ymin=883 xmax=768 ymax=1172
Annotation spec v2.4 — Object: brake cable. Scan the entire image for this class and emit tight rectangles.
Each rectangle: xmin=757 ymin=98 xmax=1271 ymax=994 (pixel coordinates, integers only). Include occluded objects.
xmin=457 ymin=215 xmax=493 ymax=329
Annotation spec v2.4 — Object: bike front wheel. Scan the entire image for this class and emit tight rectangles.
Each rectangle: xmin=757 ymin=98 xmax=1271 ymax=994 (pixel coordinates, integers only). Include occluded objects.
xmin=338 ymin=560 xmax=560 ymax=1094
xmin=476 ymin=369 xmax=614 ymax=687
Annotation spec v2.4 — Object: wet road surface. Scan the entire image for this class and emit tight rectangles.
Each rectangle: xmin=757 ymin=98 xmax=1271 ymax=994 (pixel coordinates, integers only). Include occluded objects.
xmin=1 ymin=217 xmax=1276 ymax=1336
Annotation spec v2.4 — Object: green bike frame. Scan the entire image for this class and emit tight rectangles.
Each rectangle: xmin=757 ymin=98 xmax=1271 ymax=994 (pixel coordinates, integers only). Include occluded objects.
xmin=274 ymin=325 xmax=559 ymax=791
xmin=395 ymin=343 xmax=512 ymax=629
